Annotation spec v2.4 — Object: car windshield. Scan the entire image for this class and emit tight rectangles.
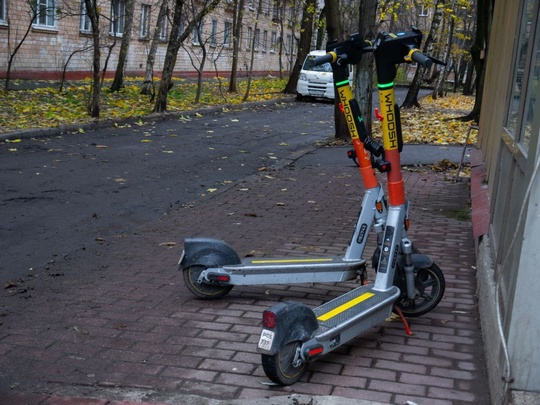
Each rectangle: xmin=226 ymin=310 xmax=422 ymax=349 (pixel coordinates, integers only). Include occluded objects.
xmin=303 ymin=56 xmax=332 ymax=72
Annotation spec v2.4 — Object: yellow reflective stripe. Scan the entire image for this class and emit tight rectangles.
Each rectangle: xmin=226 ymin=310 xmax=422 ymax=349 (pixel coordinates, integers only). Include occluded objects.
xmin=317 ymin=292 xmax=375 ymax=321
xmin=251 ymin=258 xmax=334 ymax=264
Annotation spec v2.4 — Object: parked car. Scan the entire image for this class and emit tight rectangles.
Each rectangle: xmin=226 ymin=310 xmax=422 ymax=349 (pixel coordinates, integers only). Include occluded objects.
xmin=296 ymin=50 xmax=353 ymax=101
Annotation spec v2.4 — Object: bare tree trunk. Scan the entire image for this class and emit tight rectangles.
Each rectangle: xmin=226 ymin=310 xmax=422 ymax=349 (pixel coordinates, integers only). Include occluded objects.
xmin=60 ymin=45 xmax=92 ymax=93
xmin=111 ymin=0 xmax=135 ymax=91
xmin=141 ymin=0 xmax=169 ymax=96
xmin=463 ymin=57 xmax=475 ymax=95
xmin=278 ymin=0 xmax=286 ymax=78
xmin=242 ymin=0 xmax=263 ymax=102
xmin=325 ymin=0 xmax=348 ymax=140
xmin=354 ymin=0 xmax=378 ymax=136
xmin=283 ymin=0 xmax=315 ymax=94
xmin=4 ymin=7 xmax=38 ymax=91
xmin=154 ymin=0 xmax=186 ymax=113
xmin=459 ymin=0 xmax=493 ymax=122
xmin=85 ymin=0 xmax=101 ymax=117
xmin=229 ymin=0 xmax=246 ymax=93
xmin=316 ymin=6 xmax=326 ymax=50
xmin=154 ymin=0 xmax=222 ymax=112
xmin=433 ymin=5 xmax=455 ymax=99
xmin=401 ymin=0 xmax=445 ymax=109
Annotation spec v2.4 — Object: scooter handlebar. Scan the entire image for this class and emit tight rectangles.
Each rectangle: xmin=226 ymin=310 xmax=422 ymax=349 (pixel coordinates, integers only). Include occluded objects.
xmin=410 ymin=50 xmax=433 ymax=69
xmin=313 ymin=53 xmax=335 ymax=66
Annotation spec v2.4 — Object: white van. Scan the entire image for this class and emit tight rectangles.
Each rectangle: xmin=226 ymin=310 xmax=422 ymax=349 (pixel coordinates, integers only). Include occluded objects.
xmin=296 ymin=50 xmax=353 ymax=101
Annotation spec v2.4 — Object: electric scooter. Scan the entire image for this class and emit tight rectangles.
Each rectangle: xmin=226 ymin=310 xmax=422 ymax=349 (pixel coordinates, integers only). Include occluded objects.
xmin=255 ymin=28 xmax=447 ymax=385
xmin=178 ymin=28 xmax=445 ymax=384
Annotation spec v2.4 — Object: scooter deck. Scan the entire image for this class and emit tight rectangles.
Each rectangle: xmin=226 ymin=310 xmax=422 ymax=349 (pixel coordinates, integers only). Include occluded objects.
xmin=232 ymin=256 xmax=365 ymax=272
xmin=220 ymin=256 xmax=366 ymax=285
xmin=313 ymin=284 xmax=400 ymax=341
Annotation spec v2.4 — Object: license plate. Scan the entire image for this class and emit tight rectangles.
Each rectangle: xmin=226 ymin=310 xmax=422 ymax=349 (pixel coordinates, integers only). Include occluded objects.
xmin=258 ymin=329 xmax=275 ymax=351
xmin=309 ymin=91 xmax=323 ymax=96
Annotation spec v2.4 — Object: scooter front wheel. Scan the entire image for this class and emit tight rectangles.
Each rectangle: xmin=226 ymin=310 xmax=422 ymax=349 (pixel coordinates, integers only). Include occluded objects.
xmin=261 ymin=341 xmax=307 ymax=385
xmin=395 ymin=262 xmax=445 ymax=317
xmin=183 ymin=265 xmax=233 ymax=299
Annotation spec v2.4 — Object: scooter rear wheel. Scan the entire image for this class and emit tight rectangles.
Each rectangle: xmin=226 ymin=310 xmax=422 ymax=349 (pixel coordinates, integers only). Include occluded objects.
xmin=183 ymin=265 xmax=233 ymax=299
xmin=395 ymin=262 xmax=445 ymax=317
xmin=261 ymin=340 xmax=307 ymax=385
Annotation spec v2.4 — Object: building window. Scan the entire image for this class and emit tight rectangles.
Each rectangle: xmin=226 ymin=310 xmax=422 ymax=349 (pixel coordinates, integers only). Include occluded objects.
xmin=254 ymin=28 xmax=260 ymax=50
xmin=272 ymin=2 xmax=280 ymax=23
xmin=192 ymin=20 xmax=203 ymax=45
xmin=506 ymin=0 xmax=539 ymax=151
xmin=79 ymin=0 xmax=91 ymax=33
xmin=262 ymin=30 xmax=268 ymax=52
xmin=140 ymin=4 xmax=151 ymax=39
xmin=246 ymin=26 xmax=252 ymax=49
xmin=270 ymin=31 xmax=277 ymax=52
xmin=285 ymin=33 xmax=291 ymax=54
xmin=110 ymin=0 xmax=126 ymax=36
xmin=263 ymin=0 xmax=270 ymax=16
xmin=159 ymin=12 xmax=168 ymax=41
xmin=210 ymin=19 xmax=218 ymax=46
xmin=34 ymin=0 xmax=56 ymax=28
xmin=224 ymin=21 xmax=232 ymax=47
xmin=248 ymin=0 xmax=254 ymax=10
xmin=1 ymin=0 xmax=8 ymax=24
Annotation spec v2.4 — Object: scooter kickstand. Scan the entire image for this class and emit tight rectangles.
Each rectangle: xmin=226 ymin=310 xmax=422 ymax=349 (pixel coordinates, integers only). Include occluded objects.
xmin=393 ymin=305 xmax=413 ymax=336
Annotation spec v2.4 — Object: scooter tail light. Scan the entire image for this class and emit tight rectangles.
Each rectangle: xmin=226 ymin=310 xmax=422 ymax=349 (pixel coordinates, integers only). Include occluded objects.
xmin=262 ymin=310 xmax=276 ymax=328
xmin=216 ymin=275 xmax=230 ymax=282
xmin=306 ymin=345 xmax=324 ymax=357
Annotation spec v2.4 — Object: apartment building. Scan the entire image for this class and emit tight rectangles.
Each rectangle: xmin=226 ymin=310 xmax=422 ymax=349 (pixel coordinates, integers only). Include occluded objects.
xmin=0 ymin=0 xmax=300 ymax=80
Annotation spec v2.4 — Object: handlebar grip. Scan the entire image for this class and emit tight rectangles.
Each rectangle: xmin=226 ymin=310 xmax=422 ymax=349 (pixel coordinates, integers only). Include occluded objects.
xmin=410 ymin=50 xmax=433 ymax=69
xmin=313 ymin=53 xmax=335 ymax=66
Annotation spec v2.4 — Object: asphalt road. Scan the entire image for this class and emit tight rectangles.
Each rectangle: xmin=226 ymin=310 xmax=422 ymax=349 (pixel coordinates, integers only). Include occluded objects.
xmin=0 ymin=88 xmax=438 ymax=284
xmin=1 ymin=101 xmax=337 ymax=283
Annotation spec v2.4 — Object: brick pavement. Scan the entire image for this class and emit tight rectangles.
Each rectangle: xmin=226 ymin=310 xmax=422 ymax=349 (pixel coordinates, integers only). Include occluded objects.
xmin=0 ymin=155 xmax=490 ymax=404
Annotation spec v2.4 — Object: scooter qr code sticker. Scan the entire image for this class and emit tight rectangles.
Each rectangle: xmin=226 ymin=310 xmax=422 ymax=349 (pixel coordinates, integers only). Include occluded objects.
xmin=258 ymin=329 xmax=275 ymax=351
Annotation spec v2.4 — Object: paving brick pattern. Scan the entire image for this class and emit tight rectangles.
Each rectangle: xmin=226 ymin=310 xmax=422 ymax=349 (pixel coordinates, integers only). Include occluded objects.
xmin=0 ymin=161 xmax=490 ymax=404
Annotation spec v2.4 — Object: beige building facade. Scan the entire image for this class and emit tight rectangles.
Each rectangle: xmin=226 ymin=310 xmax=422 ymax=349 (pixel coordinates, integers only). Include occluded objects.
xmin=475 ymin=0 xmax=540 ymax=403
xmin=0 ymin=0 xmax=300 ymax=80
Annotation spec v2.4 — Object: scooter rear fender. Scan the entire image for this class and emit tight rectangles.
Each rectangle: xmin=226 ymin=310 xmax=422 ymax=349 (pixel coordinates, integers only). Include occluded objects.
xmin=259 ymin=301 xmax=318 ymax=355
xmin=179 ymin=238 xmax=241 ymax=270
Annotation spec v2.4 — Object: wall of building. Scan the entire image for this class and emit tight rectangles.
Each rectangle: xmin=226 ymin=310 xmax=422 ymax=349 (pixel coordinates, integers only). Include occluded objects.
xmin=476 ymin=0 xmax=540 ymax=402
xmin=0 ymin=0 xmax=299 ymax=80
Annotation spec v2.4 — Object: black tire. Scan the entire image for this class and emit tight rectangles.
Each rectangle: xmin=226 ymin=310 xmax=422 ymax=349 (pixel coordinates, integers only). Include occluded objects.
xmin=182 ymin=265 xmax=233 ymax=299
xmin=261 ymin=341 xmax=307 ymax=385
xmin=395 ymin=262 xmax=445 ymax=317
xmin=296 ymin=93 xmax=304 ymax=101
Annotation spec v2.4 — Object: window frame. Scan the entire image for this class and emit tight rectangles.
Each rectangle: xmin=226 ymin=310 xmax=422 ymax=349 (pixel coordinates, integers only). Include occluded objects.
xmin=192 ymin=19 xmax=203 ymax=45
xmin=79 ymin=0 xmax=92 ymax=33
xmin=262 ymin=30 xmax=268 ymax=52
xmin=505 ymin=0 xmax=540 ymax=152
xmin=140 ymin=3 xmax=151 ymax=39
xmin=270 ymin=31 xmax=277 ymax=53
xmin=33 ymin=0 xmax=57 ymax=29
xmin=254 ymin=28 xmax=260 ymax=50
xmin=110 ymin=0 xmax=126 ymax=37
xmin=246 ymin=26 xmax=252 ymax=50
xmin=159 ymin=12 xmax=168 ymax=41
xmin=210 ymin=19 xmax=218 ymax=46
xmin=223 ymin=20 xmax=232 ymax=47
xmin=0 ymin=0 xmax=8 ymax=25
